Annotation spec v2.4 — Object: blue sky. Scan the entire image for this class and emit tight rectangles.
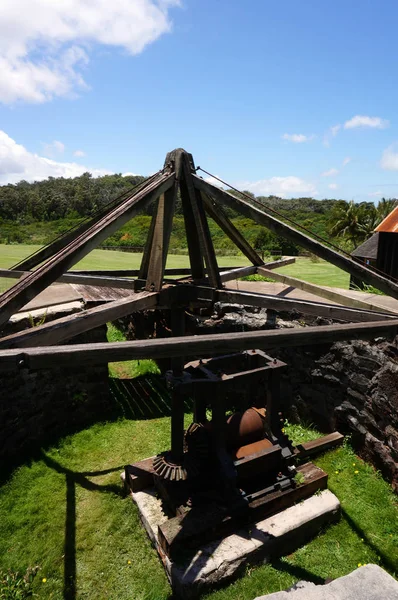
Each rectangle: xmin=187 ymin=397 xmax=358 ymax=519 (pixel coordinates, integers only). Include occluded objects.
xmin=1 ymin=0 xmax=398 ymax=201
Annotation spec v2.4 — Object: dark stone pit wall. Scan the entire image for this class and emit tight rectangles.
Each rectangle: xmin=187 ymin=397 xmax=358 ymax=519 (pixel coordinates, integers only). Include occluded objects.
xmin=0 ymin=325 xmax=109 ymax=479
xmin=275 ymin=338 xmax=398 ymax=492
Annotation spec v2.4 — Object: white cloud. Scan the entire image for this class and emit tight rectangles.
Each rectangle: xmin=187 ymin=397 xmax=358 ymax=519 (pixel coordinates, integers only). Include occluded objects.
xmin=0 ymin=130 xmax=110 ymax=184
xmin=368 ymin=191 xmax=383 ymax=197
xmin=0 ymin=0 xmax=180 ymax=104
xmin=321 ymin=168 xmax=339 ymax=177
xmin=342 ymin=156 xmax=351 ymax=166
xmin=73 ymin=149 xmax=85 ymax=157
xmin=344 ymin=115 xmax=389 ymax=130
xmin=380 ymin=146 xmax=398 ymax=170
xmin=281 ymin=133 xmax=315 ymax=143
xmin=43 ymin=140 xmax=65 ymax=157
xmin=122 ymin=172 xmax=139 ymax=177
xmin=328 ymin=183 xmax=338 ymax=190
xmin=323 ymin=124 xmax=341 ymax=146
xmin=240 ymin=176 xmax=317 ymax=198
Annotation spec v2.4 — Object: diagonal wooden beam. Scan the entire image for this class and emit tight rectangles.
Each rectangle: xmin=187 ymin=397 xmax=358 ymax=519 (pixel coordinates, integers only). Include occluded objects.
xmin=180 ymin=153 xmax=221 ymax=287
xmin=0 ymin=172 xmax=174 ymax=328
xmin=193 ymin=174 xmax=398 ymax=300
xmin=0 ymin=289 xmax=164 ymax=349
xmin=257 ymin=266 xmax=398 ymax=315
xmin=1 ymin=317 xmax=398 ymax=371
xmin=202 ymin=193 xmax=264 ymax=266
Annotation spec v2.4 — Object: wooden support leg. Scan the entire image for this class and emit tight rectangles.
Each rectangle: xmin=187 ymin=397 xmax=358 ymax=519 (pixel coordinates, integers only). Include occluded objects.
xmin=170 ymin=387 xmax=185 ymax=464
xmin=170 ymin=307 xmax=186 ymax=464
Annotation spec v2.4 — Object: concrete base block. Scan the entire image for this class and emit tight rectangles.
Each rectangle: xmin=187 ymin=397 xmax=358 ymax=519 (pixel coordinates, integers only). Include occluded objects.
xmin=132 ymin=488 xmax=341 ymax=598
xmin=254 ymin=564 xmax=398 ymax=599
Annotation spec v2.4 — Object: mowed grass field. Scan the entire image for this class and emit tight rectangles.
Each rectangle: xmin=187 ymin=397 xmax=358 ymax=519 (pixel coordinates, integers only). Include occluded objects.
xmin=0 ymin=417 xmax=397 ymax=600
xmin=0 ymin=245 xmax=350 ymax=288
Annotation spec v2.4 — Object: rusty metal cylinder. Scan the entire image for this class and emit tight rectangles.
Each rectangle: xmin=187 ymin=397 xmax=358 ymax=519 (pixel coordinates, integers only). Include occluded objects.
xmin=226 ymin=407 xmax=266 ymax=450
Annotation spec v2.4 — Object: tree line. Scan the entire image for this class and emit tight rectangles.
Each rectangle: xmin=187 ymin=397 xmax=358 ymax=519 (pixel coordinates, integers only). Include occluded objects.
xmin=0 ymin=172 xmax=396 ymax=254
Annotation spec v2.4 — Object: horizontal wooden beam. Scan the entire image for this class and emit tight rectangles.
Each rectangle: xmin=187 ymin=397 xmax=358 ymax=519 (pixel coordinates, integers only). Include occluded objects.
xmin=193 ymin=174 xmax=398 ymax=300
xmin=69 ymin=267 xmax=249 ymax=277
xmin=1 ymin=318 xmax=398 ymax=371
xmin=0 ymin=290 xmax=162 ymax=349
xmin=257 ymin=267 xmax=398 ymax=315
xmin=219 ymin=258 xmax=296 ymax=284
xmin=215 ymin=288 xmax=396 ymax=322
xmin=220 ymin=265 xmax=257 ymax=282
xmin=0 ymin=268 xmax=137 ymax=290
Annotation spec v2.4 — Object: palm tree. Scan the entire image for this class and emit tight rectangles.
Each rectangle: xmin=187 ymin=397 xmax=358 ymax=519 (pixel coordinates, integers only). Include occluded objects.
xmin=375 ymin=197 xmax=398 ymax=223
xmin=329 ymin=200 xmax=376 ymax=248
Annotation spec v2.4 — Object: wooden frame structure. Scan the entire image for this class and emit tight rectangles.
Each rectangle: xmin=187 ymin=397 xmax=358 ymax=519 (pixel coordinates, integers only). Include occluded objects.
xmin=3 ymin=147 xmax=398 ymax=580
xmin=1 ymin=147 xmax=398 ymax=357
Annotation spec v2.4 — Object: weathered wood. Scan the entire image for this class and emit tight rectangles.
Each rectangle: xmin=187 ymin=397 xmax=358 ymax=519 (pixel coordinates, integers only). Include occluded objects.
xmin=146 ymin=181 xmax=177 ymax=291
xmin=193 ymin=174 xmax=398 ymax=300
xmin=177 ymin=152 xmax=205 ymax=280
xmin=0 ymin=268 xmax=138 ymax=290
xmin=138 ymin=208 xmax=158 ymax=280
xmin=257 ymin=267 xmax=398 ymax=315
xmin=69 ymin=267 xmax=249 ymax=277
xmin=158 ymin=462 xmax=327 ymax=558
xmin=220 ymin=265 xmax=258 ymax=282
xmin=2 ymin=317 xmax=398 ymax=371
xmin=0 ymin=290 xmax=160 ymax=349
xmin=219 ymin=258 xmax=296 ymax=283
xmin=203 ymin=194 xmax=264 ymax=265
xmin=216 ymin=288 xmax=396 ymax=322
xmin=125 ymin=457 xmax=156 ymax=493
xmin=294 ymin=432 xmax=344 ymax=459
xmin=182 ymin=154 xmax=221 ymax=288
xmin=0 ymin=172 xmax=174 ymax=328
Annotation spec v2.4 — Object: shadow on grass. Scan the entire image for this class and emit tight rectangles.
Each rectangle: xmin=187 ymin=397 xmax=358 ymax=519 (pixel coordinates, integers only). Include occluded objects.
xmin=0 ymin=373 xmax=174 ymax=485
xmin=108 ymin=374 xmax=172 ymax=420
xmin=341 ymin=507 xmax=398 ymax=574
xmin=40 ymin=451 xmax=125 ymax=600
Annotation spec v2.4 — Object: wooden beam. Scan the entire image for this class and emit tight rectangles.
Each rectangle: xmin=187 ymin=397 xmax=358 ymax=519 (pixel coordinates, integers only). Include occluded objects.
xmin=174 ymin=151 xmax=205 ymax=280
xmin=181 ymin=153 xmax=222 ymax=288
xmin=1 ymin=317 xmax=398 ymax=371
xmin=220 ymin=265 xmax=257 ymax=283
xmin=214 ymin=288 xmax=396 ymax=322
xmin=193 ymin=175 xmax=398 ymax=300
xmin=257 ymin=267 xmax=398 ymax=315
xmin=202 ymin=194 xmax=263 ymax=266
xmin=219 ymin=258 xmax=296 ymax=284
xmin=145 ymin=181 xmax=177 ymax=291
xmin=0 ymin=268 xmax=138 ymax=290
xmin=0 ymin=172 xmax=174 ymax=328
xmin=0 ymin=290 xmax=162 ymax=349
xmin=138 ymin=207 xmax=158 ymax=280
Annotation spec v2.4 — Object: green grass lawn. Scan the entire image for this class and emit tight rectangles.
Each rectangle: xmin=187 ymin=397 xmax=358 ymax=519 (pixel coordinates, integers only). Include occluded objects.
xmin=0 ymin=245 xmax=250 ymax=271
xmin=0 ymin=412 xmax=396 ymax=600
xmin=0 ymin=245 xmax=349 ymax=292
xmin=276 ymin=257 xmax=350 ymax=289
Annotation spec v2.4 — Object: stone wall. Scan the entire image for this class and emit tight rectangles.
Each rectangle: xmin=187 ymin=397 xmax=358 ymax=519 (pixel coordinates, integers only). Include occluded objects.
xmin=0 ymin=325 xmax=109 ymax=478
xmin=275 ymin=338 xmax=398 ymax=491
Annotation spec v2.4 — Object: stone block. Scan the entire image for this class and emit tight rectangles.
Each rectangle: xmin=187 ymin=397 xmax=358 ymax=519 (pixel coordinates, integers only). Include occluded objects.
xmin=132 ymin=489 xmax=340 ymax=598
xmin=254 ymin=564 xmax=398 ymax=600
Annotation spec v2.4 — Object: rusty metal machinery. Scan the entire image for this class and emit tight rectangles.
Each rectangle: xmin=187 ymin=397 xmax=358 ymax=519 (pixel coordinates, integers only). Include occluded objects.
xmin=151 ymin=349 xmax=298 ymax=515
xmin=125 ymin=348 xmax=343 ymax=558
